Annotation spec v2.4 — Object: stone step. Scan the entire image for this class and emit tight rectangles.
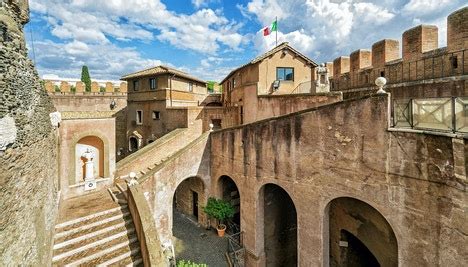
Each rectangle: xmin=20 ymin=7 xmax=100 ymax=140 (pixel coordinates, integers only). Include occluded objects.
xmin=52 ymin=227 xmax=136 ymax=263
xmin=57 ymin=236 xmax=139 ymax=267
xmin=96 ymin=246 xmax=141 ymax=266
xmin=53 ymin=220 xmax=133 ymax=250
xmin=77 ymin=237 xmax=140 ymax=266
xmin=55 ymin=211 xmax=131 ymax=239
xmin=55 ymin=206 xmax=128 ymax=231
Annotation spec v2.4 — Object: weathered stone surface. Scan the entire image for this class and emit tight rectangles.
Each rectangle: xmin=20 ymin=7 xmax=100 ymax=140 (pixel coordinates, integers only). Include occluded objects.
xmin=0 ymin=1 xmax=58 ymax=265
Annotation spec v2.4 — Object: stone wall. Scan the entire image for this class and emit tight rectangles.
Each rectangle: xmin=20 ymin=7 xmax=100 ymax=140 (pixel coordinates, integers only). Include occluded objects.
xmin=329 ymin=7 xmax=467 ymax=98
xmin=209 ymin=95 xmax=466 ymax=266
xmin=0 ymin=0 xmax=59 ymax=265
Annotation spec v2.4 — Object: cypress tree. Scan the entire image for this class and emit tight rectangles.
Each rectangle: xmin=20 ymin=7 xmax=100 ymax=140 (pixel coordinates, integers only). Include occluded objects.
xmin=81 ymin=65 xmax=91 ymax=92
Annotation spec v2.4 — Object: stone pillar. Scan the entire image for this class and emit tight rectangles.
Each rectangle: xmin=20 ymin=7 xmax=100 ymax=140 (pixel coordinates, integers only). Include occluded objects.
xmin=315 ymin=63 xmax=330 ymax=93
xmin=402 ymin=25 xmax=438 ymax=61
xmin=60 ymin=81 xmax=70 ymax=93
xmin=350 ymin=49 xmax=372 ymax=73
xmin=91 ymin=81 xmax=99 ymax=93
xmin=44 ymin=81 xmax=54 ymax=93
xmin=333 ymin=56 xmax=350 ymax=77
xmin=105 ymin=82 xmax=114 ymax=93
xmin=75 ymin=81 xmax=84 ymax=93
xmin=120 ymin=82 xmax=128 ymax=93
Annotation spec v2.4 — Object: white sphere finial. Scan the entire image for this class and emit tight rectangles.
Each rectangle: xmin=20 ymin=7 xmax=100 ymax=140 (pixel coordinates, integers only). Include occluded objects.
xmin=209 ymin=123 xmax=214 ymax=132
xmin=129 ymin=172 xmax=136 ymax=179
xmin=375 ymin=77 xmax=387 ymax=94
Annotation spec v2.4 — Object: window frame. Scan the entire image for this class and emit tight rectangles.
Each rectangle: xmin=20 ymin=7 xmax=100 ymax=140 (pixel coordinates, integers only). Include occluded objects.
xmin=152 ymin=111 xmax=161 ymax=120
xmin=149 ymin=77 xmax=157 ymax=90
xmin=188 ymin=82 xmax=193 ymax=92
xmin=133 ymin=80 xmax=139 ymax=91
xmin=136 ymin=110 xmax=143 ymax=125
xmin=276 ymin=67 xmax=294 ymax=81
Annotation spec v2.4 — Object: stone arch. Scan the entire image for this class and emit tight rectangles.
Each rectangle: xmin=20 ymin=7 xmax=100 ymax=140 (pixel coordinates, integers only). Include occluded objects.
xmin=217 ymin=175 xmax=241 ymax=232
xmin=75 ymin=136 xmax=104 ymax=182
xmin=324 ymin=196 xmax=398 ymax=267
xmin=172 ymin=176 xmax=207 ymax=225
xmin=69 ymin=131 xmax=110 ymax=186
xmin=128 ymin=130 xmax=142 ymax=152
xmin=258 ymin=183 xmax=298 ymax=267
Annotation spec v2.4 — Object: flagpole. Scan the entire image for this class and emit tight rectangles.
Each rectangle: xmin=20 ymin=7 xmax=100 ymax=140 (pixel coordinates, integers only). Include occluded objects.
xmin=275 ymin=16 xmax=278 ymax=47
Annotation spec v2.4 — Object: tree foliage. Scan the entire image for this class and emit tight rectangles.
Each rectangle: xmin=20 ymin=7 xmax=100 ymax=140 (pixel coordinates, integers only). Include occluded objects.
xmin=81 ymin=65 xmax=91 ymax=92
xmin=177 ymin=260 xmax=207 ymax=267
xmin=203 ymin=197 xmax=234 ymax=224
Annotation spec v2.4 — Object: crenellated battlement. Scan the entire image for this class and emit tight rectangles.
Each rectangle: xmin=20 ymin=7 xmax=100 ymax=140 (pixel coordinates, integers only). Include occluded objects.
xmin=329 ymin=7 xmax=467 ymax=92
xmin=43 ymin=80 xmax=128 ymax=94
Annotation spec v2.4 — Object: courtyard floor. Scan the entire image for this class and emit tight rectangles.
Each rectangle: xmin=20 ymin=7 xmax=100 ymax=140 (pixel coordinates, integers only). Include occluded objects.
xmin=173 ymin=211 xmax=228 ymax=266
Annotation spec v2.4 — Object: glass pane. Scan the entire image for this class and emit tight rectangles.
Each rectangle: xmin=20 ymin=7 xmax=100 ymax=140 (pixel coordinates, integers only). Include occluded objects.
xmin=455 ymin=97 xmax=468 ymax=132
xmin=285 ymin=68 xmax=293 ymax=80
xmin=393 ymin=99 xmax=411 ymax=128
xmin=412 ymin=98 xmax=452 ymax=131
xmin=277 ymin=68 xmax=285 ymax=80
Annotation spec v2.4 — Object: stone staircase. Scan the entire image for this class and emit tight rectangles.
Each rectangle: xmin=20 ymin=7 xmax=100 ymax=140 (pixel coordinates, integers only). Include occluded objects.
xmin=52 ymin=188 xmax=142 ymax=266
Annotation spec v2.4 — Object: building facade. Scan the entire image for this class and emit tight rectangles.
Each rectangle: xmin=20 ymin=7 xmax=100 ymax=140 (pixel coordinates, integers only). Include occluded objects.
xmin=121 ymin=66 xmax=207 ymax=152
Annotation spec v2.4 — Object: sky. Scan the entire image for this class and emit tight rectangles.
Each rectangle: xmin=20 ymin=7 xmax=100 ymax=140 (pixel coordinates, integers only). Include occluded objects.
xmin=25 ymin=0 xmax=466 ymax=82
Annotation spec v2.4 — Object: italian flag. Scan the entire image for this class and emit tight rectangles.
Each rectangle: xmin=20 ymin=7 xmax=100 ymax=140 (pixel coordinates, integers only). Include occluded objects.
xmin=262 ymin=20 xmax=277 ymax=36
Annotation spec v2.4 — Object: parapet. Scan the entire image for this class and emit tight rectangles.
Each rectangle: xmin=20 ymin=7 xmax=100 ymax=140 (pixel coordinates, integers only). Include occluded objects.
xmin=44 ymin=80 xmax=128 ymax=94
xmin=350 ymin=49 xmax=372 ymax=73
xmin=372 ymin=39 xmax=399 ymax=68
xmin=402 ymin=25 xmax=438 ymax=61
xmin=447 ymin=7 xmax=468 ymax=52
xmin=333 ymin=56 xmax=350 ymax=77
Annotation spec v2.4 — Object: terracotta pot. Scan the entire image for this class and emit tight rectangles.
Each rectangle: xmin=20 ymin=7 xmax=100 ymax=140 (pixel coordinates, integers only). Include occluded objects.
xmin=217 ymin=224 xmax=226 ymax=237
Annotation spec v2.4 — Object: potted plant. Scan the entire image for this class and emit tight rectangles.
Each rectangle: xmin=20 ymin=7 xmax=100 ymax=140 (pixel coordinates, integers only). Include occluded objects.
xmin=203 ymin=197 xmax=235 ymax=237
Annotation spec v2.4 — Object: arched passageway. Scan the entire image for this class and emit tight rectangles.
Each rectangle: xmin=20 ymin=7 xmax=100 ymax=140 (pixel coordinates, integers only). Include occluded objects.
xmin=218 ymin=175 xmax=240 ymax=233
xmin=261 ymin=183 xmax=297 ymax=267
xmin=129 ymin=136 xmax=138 ymax=152
xmin=173 ymin=177 xmax=205 ymax=223
xmin=75 ymin=136 xmax=104 ymax=183
xmin=327 ymin=197 xmax=398 ymax=267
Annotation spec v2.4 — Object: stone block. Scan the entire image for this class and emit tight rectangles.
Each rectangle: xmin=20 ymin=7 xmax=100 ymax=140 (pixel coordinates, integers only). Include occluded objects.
xmin=44 ymin=81 xmax=54 ymax=93
xmin=91 ymin=81 xmax=99 ymax=93
xmin=350 ymin=49 xmax=372 ymax=73
xmin=120 ymin=82 xmax=128 ymax=93
xmin=372 ymin=39 xmax=400 ymax=68
xmin=447 ymin=7 xmax=468 ymax=52
xmin=402 ymin=25 xmax=438 ymax=61
xmin=75 ymin=81 xmax=84 ymax=93
xmin=60 ymin=81 xmax=70 ymax=93
xmin=105 ymin=82 xmax=114 ymax=93
xmin=325 ymin=62 xmax=334 ymax=78
xmin=333 ymin=56 xmax=350 ymax=77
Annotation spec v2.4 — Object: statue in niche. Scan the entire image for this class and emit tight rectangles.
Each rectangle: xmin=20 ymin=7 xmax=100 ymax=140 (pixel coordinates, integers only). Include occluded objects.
xmin=315 ymin=63 xmax=330 ymax=93
xmin=81 ymin=148 xmax=95 ymax=181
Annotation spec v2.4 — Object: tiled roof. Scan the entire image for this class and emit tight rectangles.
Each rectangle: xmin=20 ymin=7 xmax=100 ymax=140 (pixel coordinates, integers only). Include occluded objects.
xmin=220 ymin=42 xmax=318 ymax=84
xmin=121 ymin=65 xmax=206 ymax=84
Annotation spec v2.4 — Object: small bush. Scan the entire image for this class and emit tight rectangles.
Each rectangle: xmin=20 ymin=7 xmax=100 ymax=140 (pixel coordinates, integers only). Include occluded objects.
xmin=177 ymin=260 xmax=207 ymax=267
xmin=203 ymin=197 xmax=234 ymax=224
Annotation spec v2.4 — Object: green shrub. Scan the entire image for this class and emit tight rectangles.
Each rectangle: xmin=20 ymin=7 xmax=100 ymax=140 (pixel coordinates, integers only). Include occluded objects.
xmin=177 ymin=260 xmax=207 ymax=267
xmin=203 ymin=197 xmax=234 ymax=224
xmin=81 ymin=65 xmax=91 ymax=92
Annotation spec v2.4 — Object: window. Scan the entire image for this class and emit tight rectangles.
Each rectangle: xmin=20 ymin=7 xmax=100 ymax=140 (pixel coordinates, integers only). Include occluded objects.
xmin=136 ymin=110 xmax=143 ymax=125
xmin=451 ymin=56 xmax=458 ymax=69
xmin=188 ymin=82 xmax=193 ymax=92
xmin=233 ymin=78 xmax=236 ymax=88
xmin=277 ymin=67 xmax=294 ymax=81
xmin=152 ymin=111 xmax=161 ymax=120
xmin=227 ymin=81 xmax=231 ymax=92
xmin=133 ymin=80 xmax=139 ymax=91
xmin=149 ymin=78 xmax=157 ymax=90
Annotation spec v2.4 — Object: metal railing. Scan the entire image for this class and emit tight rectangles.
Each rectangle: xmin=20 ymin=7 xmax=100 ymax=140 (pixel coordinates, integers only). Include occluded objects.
xmin=226 ymin=231 xmax=244 ymax=267
xmin=291 ymin=81 xmax=313 ymax=94
xmin=392 ymin=97 xmax=468 ymax=133
xmin=332 ymin=48 xmax=467 ymax=91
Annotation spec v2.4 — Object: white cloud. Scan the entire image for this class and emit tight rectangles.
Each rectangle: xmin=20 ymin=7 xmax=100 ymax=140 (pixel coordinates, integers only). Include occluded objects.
xmin=254 ymin=29 xmax=316 ymax=55
xmin=192 ymin=0 xmax=208 ymax=8
xmin=353 ymin=2 xmax=395 ymax=24
xmin=30 ymin=0 xmax=246 ymax=54
xmin=403 ymin=0 xmax=452 ymax=16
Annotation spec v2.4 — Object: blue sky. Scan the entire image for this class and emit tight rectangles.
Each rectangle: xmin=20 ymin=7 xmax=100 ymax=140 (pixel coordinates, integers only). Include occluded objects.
xmin=26 ymin=0 xmax=465 ymax=82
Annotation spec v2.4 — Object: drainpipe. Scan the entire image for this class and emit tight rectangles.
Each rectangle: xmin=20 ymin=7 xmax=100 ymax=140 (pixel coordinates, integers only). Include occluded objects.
xmin=169 ymin=74 xmax=176 ymax=107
